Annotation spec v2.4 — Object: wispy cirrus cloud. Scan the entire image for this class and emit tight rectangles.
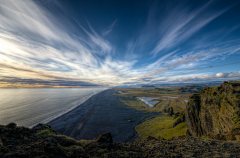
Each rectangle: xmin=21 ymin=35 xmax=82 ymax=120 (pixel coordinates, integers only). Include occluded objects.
xmin=102 ymin=20 xmax=117 ymax=36
xmin=74 ymin=20 xmax=113 ymax=55
xmin=0 ymin=76 xmax=100 ymax=87
xmin=115 ymin=0 xmax=240 ymax=85
xmin=148 ymin=1 xmax=233 ymax=56
xmin=170 ymin=71 xmax=240 ymax=83
xmin=169 ymin=53 xmax=203 ymax=67
xmin=0 ymin=0 xmax=239 ymax=87
xmin=188 ymin=62 xmax=240 ymax=71
xmin=125 ymin=0 xmax=237 ymax=60
xmin=129 ymin=71 xmax=240 ymax=84
xmin=0 ymin=0 xmax=133 ymax=86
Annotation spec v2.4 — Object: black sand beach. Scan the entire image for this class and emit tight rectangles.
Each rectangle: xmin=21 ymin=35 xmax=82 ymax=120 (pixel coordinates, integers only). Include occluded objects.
xmin=47 ymin=89 xmax=158 ymax=143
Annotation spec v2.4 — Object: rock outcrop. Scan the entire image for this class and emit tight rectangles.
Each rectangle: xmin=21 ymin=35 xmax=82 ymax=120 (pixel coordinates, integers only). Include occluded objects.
xmin=185 ymin=81 xmax=240 ymax=140
xmin=164 ymin=107 xmax=174 ymax=116
xmin=173 ymin=112 xmax=185 ymax=128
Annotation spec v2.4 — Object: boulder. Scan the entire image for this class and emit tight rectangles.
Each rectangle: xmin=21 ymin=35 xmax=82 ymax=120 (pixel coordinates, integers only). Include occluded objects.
xmin=164 ymin=107 xmax=174 ymax=116
xmin=6 ymin=123 xmax=17 ymax=128
xmin=96 ymin=132 xmax=113 ymax=144
xmin=145 ymin=136 xmax=158 ymax=141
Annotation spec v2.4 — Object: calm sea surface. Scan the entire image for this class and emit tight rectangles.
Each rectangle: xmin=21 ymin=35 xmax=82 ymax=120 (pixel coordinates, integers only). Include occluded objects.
xmin=0 ymin=88 xmax=107 ymax=127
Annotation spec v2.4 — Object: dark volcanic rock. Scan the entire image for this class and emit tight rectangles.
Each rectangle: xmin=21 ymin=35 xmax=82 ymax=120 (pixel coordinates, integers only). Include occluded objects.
xmin=96 ymin=132 xmax=113 ymax=144
xmin=185 ymin=81 xmax=240 ymax=140
xmin=6 ymin=123 xmax=17 ymax=129
xmin=164 ymin=107 xmax=174 ymax=116
xmin=173 ymin=112 xmax=185 ymax=127
xmin=145 ymin=136 xmax=158 ymax=140
xmin=2 ymin=123 xmax=240 ymax=157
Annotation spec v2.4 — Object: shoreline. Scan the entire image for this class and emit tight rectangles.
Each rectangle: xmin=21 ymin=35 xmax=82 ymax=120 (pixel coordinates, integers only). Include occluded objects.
xmin=29 ymin=89 xmax=108 ymax=129
xmin=47 ymin=89 xmax=158 ymax=143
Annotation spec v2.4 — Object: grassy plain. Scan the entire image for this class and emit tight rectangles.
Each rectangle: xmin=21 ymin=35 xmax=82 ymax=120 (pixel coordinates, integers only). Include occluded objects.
xmin=135 ymin=115 xmax=188 ymax=140
xmin=113 ymin=86 xmax=203 ymax=140
xmin=114 ymin=86 xmax=204 ymax=113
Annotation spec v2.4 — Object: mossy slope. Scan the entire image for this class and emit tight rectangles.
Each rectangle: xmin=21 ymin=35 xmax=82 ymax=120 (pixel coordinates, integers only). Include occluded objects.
xmin=135 ymin=115 xmax=187 ymax=140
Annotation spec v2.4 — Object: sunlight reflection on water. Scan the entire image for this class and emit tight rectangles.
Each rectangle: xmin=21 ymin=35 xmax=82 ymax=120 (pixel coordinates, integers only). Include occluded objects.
xmin=0 ymin=88 xmax=107 ymax=127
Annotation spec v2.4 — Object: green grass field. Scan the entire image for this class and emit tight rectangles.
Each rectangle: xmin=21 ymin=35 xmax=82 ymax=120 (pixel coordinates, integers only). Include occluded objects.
xmin=135 ymin=115 xmax=188 ymax=140
xmin=120 ymin=99 xmax=150 ymax=111
xmin=114 ymin=92 xmax=186 ymax=113
xmin=115 ymin=86 xmax=203 ymax=98
xmin=113 ymin=86 xmax=203 ymax=140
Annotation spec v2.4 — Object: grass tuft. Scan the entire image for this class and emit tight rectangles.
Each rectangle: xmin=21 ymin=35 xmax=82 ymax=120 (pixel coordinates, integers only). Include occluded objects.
xmin=35 ymin=129 xmax=54 ymax=136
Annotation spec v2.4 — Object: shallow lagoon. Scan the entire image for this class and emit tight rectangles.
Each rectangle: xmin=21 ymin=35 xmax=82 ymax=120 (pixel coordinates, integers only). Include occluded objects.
xmin=138 ymin=97 xmax=159 ymax=107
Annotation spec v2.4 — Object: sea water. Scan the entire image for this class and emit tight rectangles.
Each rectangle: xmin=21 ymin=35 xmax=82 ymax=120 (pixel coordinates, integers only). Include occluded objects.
xmin=0 ymin=88 xmax=107 ymax=127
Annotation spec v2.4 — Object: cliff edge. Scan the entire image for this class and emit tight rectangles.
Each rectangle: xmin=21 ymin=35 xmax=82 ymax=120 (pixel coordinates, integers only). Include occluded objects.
xmin=1 ymin=122 xmax=240 ymax=157
xmin=186 ymin=81 xmax=240 ymax=140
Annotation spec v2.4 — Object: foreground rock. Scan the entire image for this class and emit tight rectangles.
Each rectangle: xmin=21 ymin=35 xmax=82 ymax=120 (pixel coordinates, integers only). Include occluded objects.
xmin=1 ymin=123 xmax=240 ymax=157
xmin=186 ymin=81 xmax=240 ymax=140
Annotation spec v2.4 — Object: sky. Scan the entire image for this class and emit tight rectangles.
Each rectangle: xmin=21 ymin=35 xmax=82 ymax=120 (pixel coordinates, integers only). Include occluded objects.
xmin=0 ymin=0 xmax=240 ymax=87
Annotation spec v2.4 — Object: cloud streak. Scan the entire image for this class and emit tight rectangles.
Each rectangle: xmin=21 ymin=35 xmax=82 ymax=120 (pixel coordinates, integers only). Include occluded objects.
xmin=0 ymin=76 xmax=100 ymax=87
xmin=0 ymin=0 xmax=133 ymax=86
xmin=188 ymin=62 xmax=240 ymax=71
xmin=102 ymin=20 xmax=117 ymax=36
xmin=171 ymin=71 xmax=240 ymax=83
xmin=169 ymin=53 xmax=203 ymax=67
xmin=148 ymin=1 xmax=233 ymax=56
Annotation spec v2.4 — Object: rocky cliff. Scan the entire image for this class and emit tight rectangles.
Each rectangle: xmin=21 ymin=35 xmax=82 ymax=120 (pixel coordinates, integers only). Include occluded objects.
xmin=186 ymin=81 xmax=240 ymax=140
xmin=2 ymin=122 xmax=240 ymax=157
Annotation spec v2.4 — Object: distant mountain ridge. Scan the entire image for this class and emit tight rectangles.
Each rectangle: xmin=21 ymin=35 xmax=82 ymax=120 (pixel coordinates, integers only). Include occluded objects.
xmin=115 ymin=81 xmax=224 ymax=88
xmin=141 ymin=85 xmax=155 ymax=88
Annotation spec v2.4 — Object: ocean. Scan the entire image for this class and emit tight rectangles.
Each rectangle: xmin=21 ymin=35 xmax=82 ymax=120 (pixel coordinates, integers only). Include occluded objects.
xmin=0 ymin=87 xmax=107 ymax=127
